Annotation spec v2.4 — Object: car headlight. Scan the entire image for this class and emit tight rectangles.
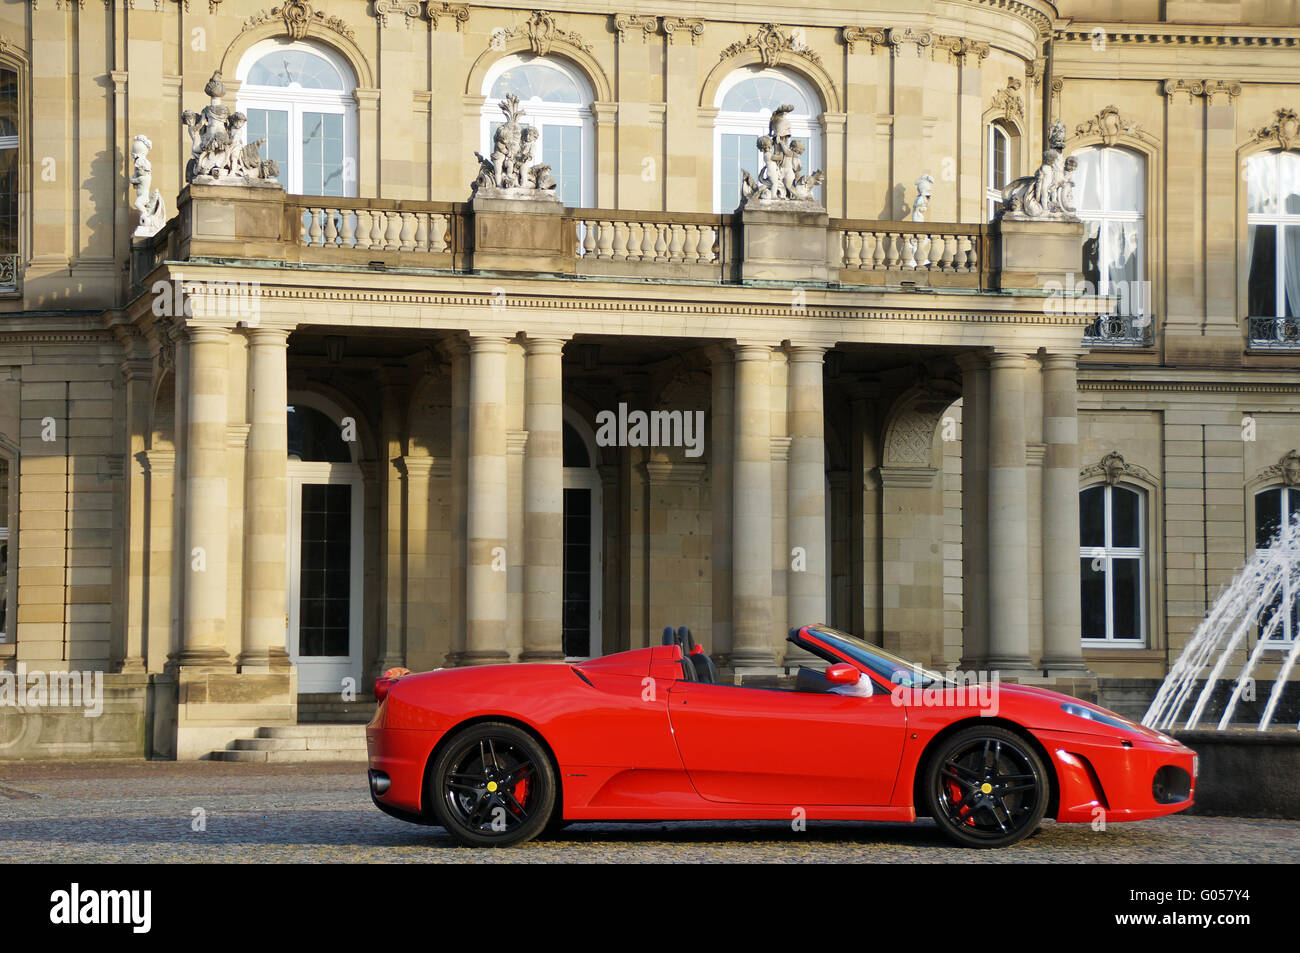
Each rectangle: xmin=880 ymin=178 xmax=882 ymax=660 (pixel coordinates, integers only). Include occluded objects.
xmin=1060 ymin=702 xmax=1136 ymax=733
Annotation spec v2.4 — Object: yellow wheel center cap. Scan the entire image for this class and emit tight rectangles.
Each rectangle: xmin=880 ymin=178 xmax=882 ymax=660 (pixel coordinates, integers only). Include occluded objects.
xmin=486 ymin=781 xmax=499 ymax=793
xmin=980 ymin=782 xmax=993 ymax=794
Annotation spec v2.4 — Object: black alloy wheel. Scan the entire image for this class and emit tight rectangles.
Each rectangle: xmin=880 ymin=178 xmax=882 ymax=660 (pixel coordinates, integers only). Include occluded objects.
xmin=429 ymin=722 xmax=556 ymax=847
xmin=925 ymin=726 xmax=1049 ymax=848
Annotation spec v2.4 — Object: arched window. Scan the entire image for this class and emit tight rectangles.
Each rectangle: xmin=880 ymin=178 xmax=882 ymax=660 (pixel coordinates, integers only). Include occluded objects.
xmin=1079 ymin=484 xmax=1146 ymax=643
xmin=1072 ymin=147 xmax=1147 ymax=341
xmin=1245 ymin=150 xmax=1300 ymax=347
xmin=236 ymin=40 xmax=358 ymax=197
xmin=0 ymin=65 xmax=18 ymax=291
xmin=985 ymin=122 xmax=1013 ymax=221
xmin=713 ymin=67 xmax=823 ymax=213
xmin=482 ymin=55 xmax=594 ymax=207
xmin=1254 ymin=486 xmax=1300 ymax=644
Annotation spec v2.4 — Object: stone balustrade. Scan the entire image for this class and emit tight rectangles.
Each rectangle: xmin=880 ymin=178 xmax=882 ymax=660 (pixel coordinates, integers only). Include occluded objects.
xmin=571 ymin=209 xmax=728 ymax=281
xmin=297 ymin=204 xmax=456 ymax=255
xmin=832 ymin=221 xmax=986 ymax=289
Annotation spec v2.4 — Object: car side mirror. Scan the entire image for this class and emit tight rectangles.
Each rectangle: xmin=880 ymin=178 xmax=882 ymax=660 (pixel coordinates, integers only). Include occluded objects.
xmin=825 ymin=663 xmax=861 ymax=686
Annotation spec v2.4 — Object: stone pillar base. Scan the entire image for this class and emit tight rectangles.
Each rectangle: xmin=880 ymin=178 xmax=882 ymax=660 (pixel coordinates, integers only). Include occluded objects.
xmin=237 ymin=648 xmax=292 ymax=674
xmin=470 ymin=193 xmax=573 ymax=275
xmin=172 ymin=670 xmax=297 ymax=760
xmin=518 ymin=650 xmax=566 ymax=663
xmin=996 ymin=217 xmax=1085 ymax=293
xmin=453 ymin=650 xmax=511 ymax=666
xmin=738 ymin=207 xmax=833 ymax=283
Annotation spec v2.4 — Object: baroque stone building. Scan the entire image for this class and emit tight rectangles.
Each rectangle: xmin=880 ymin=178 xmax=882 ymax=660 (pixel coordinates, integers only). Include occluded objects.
xmin=0 ymin=0 xmax=1297 ymax=758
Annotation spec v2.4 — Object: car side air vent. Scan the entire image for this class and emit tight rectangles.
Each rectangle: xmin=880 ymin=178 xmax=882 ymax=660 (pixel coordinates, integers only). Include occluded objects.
xmin=571 ymin=667 xmax=594 ymax=687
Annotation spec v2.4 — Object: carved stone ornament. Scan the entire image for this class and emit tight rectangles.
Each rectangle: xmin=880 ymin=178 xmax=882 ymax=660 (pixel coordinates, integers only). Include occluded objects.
xmin=910 ymin=173 xmax=933 ymax=222
xmin=372 ymin=0 xmax=420 ymax=28
xmin=720 ymin=23 xmax=823 ymax=69
xmin=1256 ymin=108 xmax=1300 ymax=151
xmin=425 ymin=1 xmax=469 ymax=31
xmin=1260 ymin=449 xmax=1300 ymax=487
xmin=738 ymin=105 xmax=825 ymax=210
xmin=661 ymin=17 xmax=704 ymax=45
xmin=500 ymin=10 xmax=592 ymax=56
xmin=1080 ymin=451 xmax=1157 ymax=487
xmin=1076 ymin=104 xmax=1148 ymax=145
xmin=471 ymin=94 xmax=561 ymax=200
xmin=886 ymin=27 xmax=933 ymax=58
xmin=999 ymin=120 xmax=1079 ymax=221
xmin=182 ymin=71 xmax=281 ymax=187
xmin=613 ymin=14 xmax=657 ymax=43
xmin=243 ymin=1 xmax=355 ymax=41
xmin=841 ymin=26 xmax=886 ymax=55
xmin=991 ymin=76 xmax=1024 ymax=123
xmin=939 ymin=36 xmax=990 ymax=64
xmin=129 ymin=134 xmax=167 ymax=238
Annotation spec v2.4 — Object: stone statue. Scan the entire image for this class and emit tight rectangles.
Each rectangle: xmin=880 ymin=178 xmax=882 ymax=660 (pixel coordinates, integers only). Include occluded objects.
xmin=910 ymin=173 xmax=934 ymax=222
xmin=472 ymin=95 xmax=560 ymax=200
xmin=129 ymin=134 xmax=166 ymax=238
xmin=181 ymin=71 xmax=279 ymax=187
xmin=999 ymin=120 xmax=1077 ymax=220
xmin=738 ymin=105 xmax=825 ymax=210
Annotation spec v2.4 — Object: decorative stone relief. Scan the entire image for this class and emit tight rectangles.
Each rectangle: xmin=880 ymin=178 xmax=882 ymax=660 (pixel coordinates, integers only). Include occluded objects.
xmin=182 ymin=72 xmax=281 ymax=186
xmin=425 ymin=1 xmax=468 ymax=31
xmin=841 ymin=26 xmax=886 ymax=55
xmin=1074 ymin=104 xmax=1149 ymax=145
xmin=613 ymin=14 xmax=657 ymax=43
xmin=129 ymin=135 xmax=166 ymax=238
xmin=661 ymin=17 xmax=703 ymax=45
xmin=1260 ymin=450 xmax=1300 ymax=488
xmin=1000 ymin=120 xmax=1078 ymax=220
xmin=471 ymin=95 xmax=560 ymax=199
xmin=372 ymin=0 xmax=420 ymax=28
xmin=938 ymin=36 xmax=990 ymax=64
xmin=738 ymin=106 xmax=825 ymax=209
xmin=991 ymin=76 xmax=1023 ymax=124
xmin=1080 ymin=451 xmax=1157 ymax=487
xmin=886 ymin=27 xmax=933 ymax=58
xmin=1255 ymin=108 xmax=1300 ymax=151
xmin=720 ymin=23 xmax=823 ymax=69
xmin=242 ymin=1 xmax=354 ymax=41
xmin=499 ymin=10 xmax=592 ymax=56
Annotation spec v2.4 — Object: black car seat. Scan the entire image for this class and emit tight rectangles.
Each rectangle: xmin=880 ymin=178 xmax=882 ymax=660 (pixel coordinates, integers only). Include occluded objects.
xmin=678 ymin=625 xmax=718 ymax=684
xmin=795 ymin=666 xmax=832 ymax=693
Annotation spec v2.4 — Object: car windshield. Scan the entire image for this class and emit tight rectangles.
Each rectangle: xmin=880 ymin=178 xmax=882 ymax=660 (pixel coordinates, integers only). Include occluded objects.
xmin=802 ymin=625 xmax=951 ymax=688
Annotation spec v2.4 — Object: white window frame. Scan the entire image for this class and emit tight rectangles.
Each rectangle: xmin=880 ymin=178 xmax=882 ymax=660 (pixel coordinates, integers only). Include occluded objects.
xmin=1253 ymin=485 xmax=1299 ymax=647
xmin=235 ymin=39 xmax=358 ymax=198
xmin=712 ymin=67 xmax=823 ymax=213
xmin=1080 ymin=483 xmax=1147 ymax=645
xmin=1246 ymin=150 xmax=1300 ymax=318
xmin=1072 ymin=146 xmax=1146 ymax=307
xmin=481 ymin=55 xmax=595 ymax=208
xmin=986 ymin=122 xmax=1012 ymax=221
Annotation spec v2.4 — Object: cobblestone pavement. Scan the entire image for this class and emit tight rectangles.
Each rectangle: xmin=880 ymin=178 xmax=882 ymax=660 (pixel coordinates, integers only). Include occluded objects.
xmin=0 ymin=761 xmax=1294 ymax=863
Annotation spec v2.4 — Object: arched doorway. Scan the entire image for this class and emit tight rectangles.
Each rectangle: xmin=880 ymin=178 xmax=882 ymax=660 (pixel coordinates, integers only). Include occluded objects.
xmin=285 ymin=398 xmax=364 ymax=693
xmin=562 ymin=407 xmax=602 ymax=658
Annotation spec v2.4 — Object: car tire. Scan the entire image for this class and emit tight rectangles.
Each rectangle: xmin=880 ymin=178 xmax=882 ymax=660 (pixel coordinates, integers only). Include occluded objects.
xmin=924 ymin=725 xmax=1049 ymax=849
xmin=429 ymin=722 xmax=556 ymax=848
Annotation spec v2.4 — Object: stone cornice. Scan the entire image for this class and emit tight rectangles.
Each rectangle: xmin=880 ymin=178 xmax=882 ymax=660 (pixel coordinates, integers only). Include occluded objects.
xmin=645 ymin=460 xmax=707 ymax=485
xmin=1079 ymin=379 xmax=1300 ymax=394
xmin=1054 ymin=25 xmax=1300 ymax=48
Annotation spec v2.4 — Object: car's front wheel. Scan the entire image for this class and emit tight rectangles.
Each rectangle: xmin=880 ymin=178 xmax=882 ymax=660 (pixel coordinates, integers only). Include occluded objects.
xmin=429 ymin=722 xmax=556 ymax=847
xmin=924 ymin=726 xmax=1049 ymax=848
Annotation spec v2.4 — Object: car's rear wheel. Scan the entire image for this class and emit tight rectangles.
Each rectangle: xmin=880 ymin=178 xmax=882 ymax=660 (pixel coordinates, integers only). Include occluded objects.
xmin=429 ymin=722 xmax=555 ymax=847
xmin=925 ymin=726 xmax=1049 ymax=849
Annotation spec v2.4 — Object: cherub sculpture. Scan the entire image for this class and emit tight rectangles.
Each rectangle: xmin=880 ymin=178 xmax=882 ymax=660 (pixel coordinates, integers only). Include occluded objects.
xmin=738 ymin=105 xmax=825 ymax=208
xmin=182 ymin=71 xmax=278 ymax=185
xmin=472 ymin=95 xmax=558 ymax=197
xmin=129 ymin=135 xmax=166 ymax=238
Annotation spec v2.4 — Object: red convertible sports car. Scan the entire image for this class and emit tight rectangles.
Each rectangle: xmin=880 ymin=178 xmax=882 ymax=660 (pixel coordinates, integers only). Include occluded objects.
xmin=366 ymin=623 xmax=1196 ymax=848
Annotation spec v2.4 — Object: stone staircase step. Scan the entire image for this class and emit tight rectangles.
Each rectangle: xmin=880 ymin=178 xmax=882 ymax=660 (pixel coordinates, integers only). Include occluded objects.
xmin=207 ymin=723 xmax=370 ymax=762
xmin=257 ymin=724 xmax=368 ymax=739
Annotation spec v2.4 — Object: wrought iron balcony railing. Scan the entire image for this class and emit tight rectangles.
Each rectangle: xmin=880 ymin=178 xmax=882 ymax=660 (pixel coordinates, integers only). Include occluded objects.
xmin=1248 ymin=315 xmax=1300 ymax=350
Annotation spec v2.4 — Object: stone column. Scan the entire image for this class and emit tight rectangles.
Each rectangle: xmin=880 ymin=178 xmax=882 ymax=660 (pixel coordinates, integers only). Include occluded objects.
xmin=142 ymin=448 xmax=175 ymax=674
xmin=239 ymin=328 xmax=291 ymax=672
xmin=175 ymin=327 xmax=233 ymax=670
xmin=956 ymin=354 xmax=988 ymax=666
xmin=731 ymin=344 xmax=775 ymax=671
xmin=786 ymin=345 xmax=828 ymax=634
xmin=986 ymin=351 xmax=1033 ymax=673
xmin=1040 ymin=353 xmax=1087 ymax=672
xmin=446 ymin=342 xmax=469 ymax=665
xmin=709 ymin=347 xmax=734 ymax=661
xmin=522 ymin=337 xmax=566 ymax=661
xmin=463 ymin=336 xmax=510 ymax=665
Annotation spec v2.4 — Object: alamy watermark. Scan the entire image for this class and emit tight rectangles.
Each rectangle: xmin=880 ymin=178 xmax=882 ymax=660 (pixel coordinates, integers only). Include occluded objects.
xmin=0 ymin=664 xmax=105 ymax=717
xmin=595 ymin=403 xmax=705 ymax=458
xmin=889 ymin=667 xmax=1001 ymax=717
